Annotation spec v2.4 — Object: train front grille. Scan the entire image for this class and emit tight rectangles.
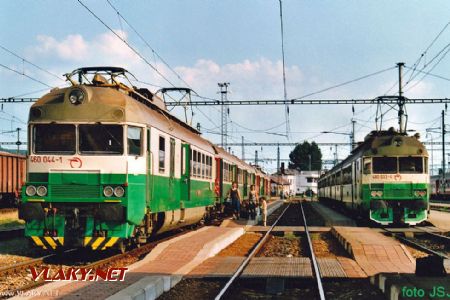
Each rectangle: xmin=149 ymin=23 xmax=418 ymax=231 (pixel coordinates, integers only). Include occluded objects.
xmin=51 ymin=185 xmax=100 ymax=199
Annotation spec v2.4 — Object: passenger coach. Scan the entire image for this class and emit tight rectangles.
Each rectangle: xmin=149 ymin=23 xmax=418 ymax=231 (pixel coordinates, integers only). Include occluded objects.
xmin=318 ymin=129 xmax=429 ymax=225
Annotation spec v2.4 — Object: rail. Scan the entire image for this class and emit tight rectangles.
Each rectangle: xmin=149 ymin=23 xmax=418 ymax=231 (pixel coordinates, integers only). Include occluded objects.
xmin=300 ymin=200 xmax=326 ymax=300
xmin=214 ymin=203 xmax=291 ymax=300
xmin=384 ymin=228 xmax=449 ymax=259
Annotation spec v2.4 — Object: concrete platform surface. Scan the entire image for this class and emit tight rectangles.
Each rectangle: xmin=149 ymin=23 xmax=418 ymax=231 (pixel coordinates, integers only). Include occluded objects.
xmin=14 ymin=226 xmax=244 ymax=300
xmin=332 ymin=227 xmax=415 ymax=276
xmin=310 ymin=202 xmax=356 ymax=227
xmin=428 ymin=210 xmax=450 ymax=231
xmin=371 ymin=273 xmax=450 ymax=300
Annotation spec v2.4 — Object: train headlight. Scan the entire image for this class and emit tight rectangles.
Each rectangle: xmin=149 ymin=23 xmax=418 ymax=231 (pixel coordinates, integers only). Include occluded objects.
xmin=103 ymin=186 xmax=114 ymax=197
xmin=414 ymin=190 xmax=427 ymax=197
xmin=114 ymin=186 xmax=125 ymax=197
xmin=36 ymin=186 xmax=47 ymax=197
xmin=25 ymin=185 xmax=37 ymax=196
xmin=371 ymin=190 xmax=383 ymax=197
xmin=68 ymin=89 xmax=85 ymax=105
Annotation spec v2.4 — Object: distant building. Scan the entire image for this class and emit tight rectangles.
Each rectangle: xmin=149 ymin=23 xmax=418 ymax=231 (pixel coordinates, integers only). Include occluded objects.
xmin=273 ymin=169 xmax=322 ymax=195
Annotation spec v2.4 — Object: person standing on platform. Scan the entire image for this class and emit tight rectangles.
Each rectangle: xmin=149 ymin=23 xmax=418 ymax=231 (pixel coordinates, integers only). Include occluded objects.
xmin=260 ymin=197 xmax=267 ymax=226
xmin=228 ymin=181 xmax=242 ymax=220
xmin=248 ymin=184 xmax=258 ymax=220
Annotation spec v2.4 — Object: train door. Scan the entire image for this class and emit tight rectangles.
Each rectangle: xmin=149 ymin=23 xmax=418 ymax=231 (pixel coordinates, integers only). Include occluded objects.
xmin=351 ymin=161 xmax=355 ymax=209
xmin=146 ymin=129 xmax=152 ymax=204
xmin=169 ymin=138 xmax=175 ymax=201
xmin=180 ymin=143 xmax=190 ymax=202
xmin=243 ymin=170 xmax=248 ymax=197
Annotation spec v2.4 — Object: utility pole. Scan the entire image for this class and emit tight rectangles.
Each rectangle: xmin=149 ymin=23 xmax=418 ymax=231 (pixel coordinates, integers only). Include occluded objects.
xmin=442 ymin=110 xmax=446 ymax=194
xmin=218 ymin=82 xmax=230 ymax=151
xmin=241 ymin=136 xmax=245 ymax=160
xmin=334 ymin=144 xmax=338 ymax=166
xmin=351 ymin=119 xmax=356 ymax=150
xmin=397 ymin=62 xmax=407 ymax=133
xmin=277 ymin=143 xmax=280 ymax=172
xmin=278 ymin=0 xmax=289 ymax=137
xmin=255 ymin=150 xmax=258 ymax=167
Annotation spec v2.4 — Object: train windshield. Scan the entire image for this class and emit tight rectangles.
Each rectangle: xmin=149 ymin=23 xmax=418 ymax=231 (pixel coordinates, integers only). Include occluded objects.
xmin=372 ymin=157 xmax=397 ymax=174
xmin=372 ymin=156 xmax=425 ymax=174
xmin=399 ymin=157 xmax=423 ymax=174
xmin=33 ymin=124 xmax=76 ymax=154
xmin=79 ymin=125 xmax=123 ymax=155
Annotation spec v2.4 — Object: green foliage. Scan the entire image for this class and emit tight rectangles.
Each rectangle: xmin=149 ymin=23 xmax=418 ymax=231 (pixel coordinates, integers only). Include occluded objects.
xmin=288 ymin=141 xmax=322 ymax=171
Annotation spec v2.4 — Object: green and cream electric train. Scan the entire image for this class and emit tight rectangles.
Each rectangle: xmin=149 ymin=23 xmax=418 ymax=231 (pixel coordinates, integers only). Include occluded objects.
xmin=18 ymin=67 xmax=270 ymax=251
xmin=318 ymin=129 xmax=429 ymax=225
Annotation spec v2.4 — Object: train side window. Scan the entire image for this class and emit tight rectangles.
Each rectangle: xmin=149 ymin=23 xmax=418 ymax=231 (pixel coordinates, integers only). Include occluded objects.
xmin=169 ymin=138 xmax=175 ymax=177
xmin=127 ymin=126 xmax=142 ymax=156
xmin=159 ymin=136 xmax=165 ymax=173
xmin=363 ymin=158 xmax=372 ymax=174
xmin=190 ymin=149 xmax=193 ymax=175
xmin=201 ymin=153 xmax=205 ymax=178
xmin=197 ymin=151 xmax=201 ymax=177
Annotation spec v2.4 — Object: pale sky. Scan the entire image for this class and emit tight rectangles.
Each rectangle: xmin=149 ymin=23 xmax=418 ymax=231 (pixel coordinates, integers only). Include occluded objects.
xmin=1 ymin=1 xmax=450 ymax=173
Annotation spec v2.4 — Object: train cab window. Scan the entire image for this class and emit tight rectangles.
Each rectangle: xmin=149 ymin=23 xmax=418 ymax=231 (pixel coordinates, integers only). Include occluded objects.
xmin=79 ymin=124 xmax=123 ymax=155
xmin=159 ymin=136 xmax=165 ymax=172
xmin=399 ymin=157 xmax=423 ymax=174
xmin=363 ymin=158 xmax=372 ymax=174
xmin=197 ymin=151 xmax=202 ymax=177
xmin=127 ymin=126 xmax=142 ymax=156
xmin=373 ymin=157 xmax=397 ymax=174
xmin=34 ymin=124 xmax=76 ymax=154
xmin=192 ymin=150 xmax=197 ymax=176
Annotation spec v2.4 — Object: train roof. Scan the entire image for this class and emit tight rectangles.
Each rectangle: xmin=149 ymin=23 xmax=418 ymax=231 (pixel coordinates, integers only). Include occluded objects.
xmin=322 ymin=129 xmax=428 ymax=177
xmin=30 ymin=83 xmax=216 ymax=153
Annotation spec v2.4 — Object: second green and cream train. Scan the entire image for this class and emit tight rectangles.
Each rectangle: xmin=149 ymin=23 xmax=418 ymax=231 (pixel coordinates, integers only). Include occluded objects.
xmin=18 ymin=67 xmax=270 ymax=251
xmin=318 ymin=129 xmax=429 ymax=225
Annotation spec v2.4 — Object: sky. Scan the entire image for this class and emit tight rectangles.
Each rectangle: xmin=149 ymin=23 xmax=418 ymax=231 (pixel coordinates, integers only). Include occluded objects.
xmin=1 ymin=1 xmax=450 ymax=173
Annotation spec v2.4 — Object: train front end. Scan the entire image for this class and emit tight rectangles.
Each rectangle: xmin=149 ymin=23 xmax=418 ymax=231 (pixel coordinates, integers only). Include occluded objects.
xmin=19 ymin=77 xmax=146 ymax=251
xmin=362 ymin=134 xmax=429 ymax=225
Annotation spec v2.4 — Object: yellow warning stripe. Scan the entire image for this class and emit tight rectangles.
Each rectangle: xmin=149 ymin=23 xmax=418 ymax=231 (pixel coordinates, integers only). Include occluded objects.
xmin=27 ymin=199 xmax=45 ymax=202
xmin=84 ymin=237 xmax=92 ymax=246
xmin=104 ymin=199 xmax=122 ymax=202
xmin=58 ymin=237 xmax=64 ymax=245
xmin=102 ymin=237 xmax=119 ymax=250
xmin=44 ymin=237 xmax=57 ymax=249
xmin=91 ymin=237 xmax=105 ymax=250
xmin=31 ymin=236 xmax=47 ymax=249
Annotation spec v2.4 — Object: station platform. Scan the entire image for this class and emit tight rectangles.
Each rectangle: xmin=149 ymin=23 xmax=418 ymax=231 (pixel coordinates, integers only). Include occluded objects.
xmin=220 ymin=199 xmax=284 ymax=228
xmin=15 ymin=226 xmax=245 ymax=300
xmin=310 ymin=202 xmax=357 ymax=226
xmin=188 ymin=256 xmax=366 ymax=278
xmin=428 ymin=209 xmax=450 ymax=231
xmin=332 ymin=227 xmax=415 ymax=276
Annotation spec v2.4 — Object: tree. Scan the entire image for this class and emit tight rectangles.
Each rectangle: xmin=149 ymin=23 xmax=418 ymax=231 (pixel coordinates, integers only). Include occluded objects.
xmin=288 ymin=141 xmax=322 ymax=171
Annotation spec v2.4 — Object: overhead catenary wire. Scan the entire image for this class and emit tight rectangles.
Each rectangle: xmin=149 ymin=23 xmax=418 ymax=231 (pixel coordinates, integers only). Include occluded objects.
xmin=0 ymin=44 xmax=64 ymax=82
xmin=0 ymin=63 xmax=53 ymax=88
xmin=77 ymin=0 xmax=177 ymax=87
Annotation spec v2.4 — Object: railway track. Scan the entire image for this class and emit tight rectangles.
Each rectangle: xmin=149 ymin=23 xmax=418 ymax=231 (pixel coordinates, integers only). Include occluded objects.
xmin=384 ymin=228 xmax=449 ymax=259
xmin=214 ymin=201 xmax=326 ymax=300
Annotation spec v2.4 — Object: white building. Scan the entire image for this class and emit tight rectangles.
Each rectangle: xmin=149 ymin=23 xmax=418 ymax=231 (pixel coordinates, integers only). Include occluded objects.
xmin=274 ymin=169 xmax=321 ymax=195
xmin=294 ymin=170 xmax=320 ymax=195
